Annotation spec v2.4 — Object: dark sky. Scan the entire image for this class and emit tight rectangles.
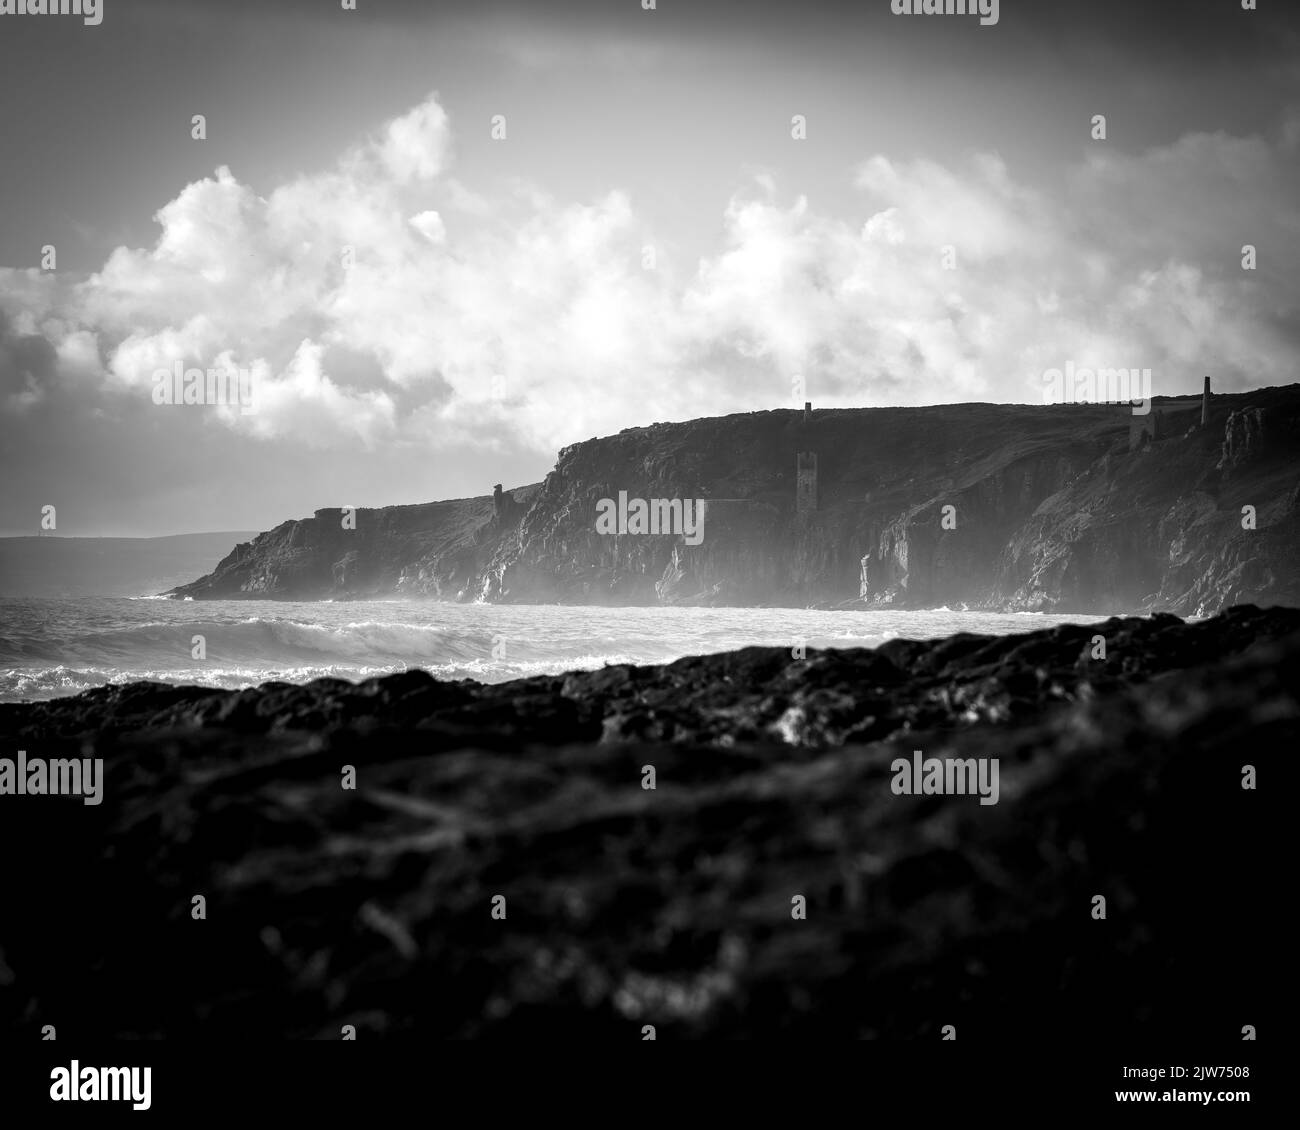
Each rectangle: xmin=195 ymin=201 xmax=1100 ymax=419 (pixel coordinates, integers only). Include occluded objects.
xmin=1 ymin=0 xmax=1297 ymax=534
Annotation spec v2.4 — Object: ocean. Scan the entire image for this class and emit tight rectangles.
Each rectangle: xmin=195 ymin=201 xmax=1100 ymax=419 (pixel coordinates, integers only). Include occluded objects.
xmin=0 ymin=596 xmax=1108 ymax=704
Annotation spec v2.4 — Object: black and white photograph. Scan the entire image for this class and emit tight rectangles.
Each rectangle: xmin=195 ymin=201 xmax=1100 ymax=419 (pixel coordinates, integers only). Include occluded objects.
xmin=0 ymin=0 xmax=1295 ymax=1114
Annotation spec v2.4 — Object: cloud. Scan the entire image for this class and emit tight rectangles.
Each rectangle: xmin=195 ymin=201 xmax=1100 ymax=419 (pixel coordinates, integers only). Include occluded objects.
xmin=1 ymin=93 xmax=1297 ymax=465
xmin=680 ymin=131 xmax=1299 ymax=406
xmin=373 ymin=97 xmax=451 ymax=184
xmin=409 ymin=210 xmax=446 ymax=245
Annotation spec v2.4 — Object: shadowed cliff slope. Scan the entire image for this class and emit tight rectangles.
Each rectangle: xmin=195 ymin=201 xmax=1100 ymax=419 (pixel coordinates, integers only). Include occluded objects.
xmin=171 ymin=386 xmax=1300 ymax=614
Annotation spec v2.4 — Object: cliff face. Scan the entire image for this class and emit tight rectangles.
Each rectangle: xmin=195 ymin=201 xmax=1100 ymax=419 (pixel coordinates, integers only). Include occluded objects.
xmin=169 ymin=487 xmax=540 ymax=602
xmin=171 ymin=386 xmax=1300 ymax=614
xmin=992 ymin=390 xmax=1300 ymax=615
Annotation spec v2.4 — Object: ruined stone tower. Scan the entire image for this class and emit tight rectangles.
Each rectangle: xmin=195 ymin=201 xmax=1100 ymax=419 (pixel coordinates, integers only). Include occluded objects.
xmin=1202 ymin=375 xmax=1211 ymax=426
xmin=1129 ymin=409 xmax=1162 ymax=450
xmin=491 ymin=483 xmax=524 ymax=526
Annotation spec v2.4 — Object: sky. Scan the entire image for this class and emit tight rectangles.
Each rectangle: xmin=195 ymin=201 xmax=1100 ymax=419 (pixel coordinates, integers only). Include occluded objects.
xmin=1 ymin=0 xmax=1297 ymax=536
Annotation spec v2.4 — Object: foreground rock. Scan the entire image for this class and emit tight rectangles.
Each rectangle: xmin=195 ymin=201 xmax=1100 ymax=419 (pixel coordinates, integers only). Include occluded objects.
xmin=0 ymin=605 xmax=1291 ymax=1040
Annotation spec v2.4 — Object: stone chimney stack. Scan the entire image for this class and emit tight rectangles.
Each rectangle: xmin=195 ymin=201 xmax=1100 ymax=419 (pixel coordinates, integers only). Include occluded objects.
xmin=803 ymin=401 xmax=812 ymax=425
xmin=1202 ymin=376 xmax=1211 ymax=426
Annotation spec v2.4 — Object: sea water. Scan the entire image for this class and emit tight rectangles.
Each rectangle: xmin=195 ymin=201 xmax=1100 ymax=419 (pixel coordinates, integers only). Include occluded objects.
xmin=0 ymin=596 xmax=1107 ymax=703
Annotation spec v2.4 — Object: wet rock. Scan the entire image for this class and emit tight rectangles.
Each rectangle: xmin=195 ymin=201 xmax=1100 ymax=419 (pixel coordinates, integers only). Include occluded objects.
xmin=0 ymin=605 xmax=1291 ymax=1039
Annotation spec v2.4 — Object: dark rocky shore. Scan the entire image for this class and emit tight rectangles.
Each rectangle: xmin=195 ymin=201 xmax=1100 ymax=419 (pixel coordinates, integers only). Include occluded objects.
xmin=0 ymin=605 xmax=1291 ymax=1040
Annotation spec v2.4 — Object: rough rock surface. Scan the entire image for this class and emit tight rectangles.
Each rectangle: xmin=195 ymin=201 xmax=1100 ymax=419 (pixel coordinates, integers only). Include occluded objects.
xmin=171 ymin=387 xmax=1300 ymax=615
xmin=0 ymin=605 xmax=1290 ymax=1039
xmin=170 ymin=487 xmax=541 ymax=603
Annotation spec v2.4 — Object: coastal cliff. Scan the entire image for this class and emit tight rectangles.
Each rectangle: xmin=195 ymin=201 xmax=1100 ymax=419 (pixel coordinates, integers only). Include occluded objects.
xmin=171 ymin=386 xmax=1300 ymax=615
xmin=170 ymin=486 xmax=541 ymax=603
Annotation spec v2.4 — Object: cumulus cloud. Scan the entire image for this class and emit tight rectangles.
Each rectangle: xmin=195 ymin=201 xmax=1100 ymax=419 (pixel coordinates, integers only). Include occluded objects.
xmin=682 ymin=139 xmax=1298 ymax=407
xmin=1 ymin=93 xmax=1296 ymax=462
xmin=371 ymin=97 xmax=451 ymax=185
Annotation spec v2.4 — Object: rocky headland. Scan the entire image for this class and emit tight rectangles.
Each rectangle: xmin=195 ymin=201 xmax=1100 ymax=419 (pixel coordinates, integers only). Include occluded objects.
xmin=169 ymin=385 xmax=1300 ymax=615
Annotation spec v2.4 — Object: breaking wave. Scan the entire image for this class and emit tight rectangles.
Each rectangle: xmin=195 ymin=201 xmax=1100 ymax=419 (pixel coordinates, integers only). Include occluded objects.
xmin=0 ymin=596 xmax=1103 ymax=702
